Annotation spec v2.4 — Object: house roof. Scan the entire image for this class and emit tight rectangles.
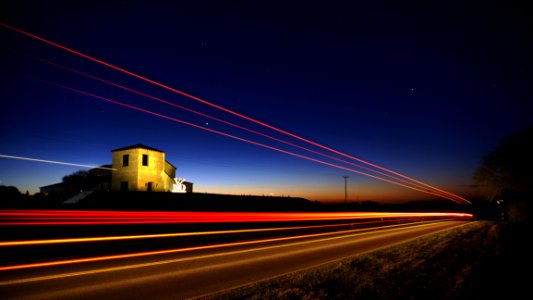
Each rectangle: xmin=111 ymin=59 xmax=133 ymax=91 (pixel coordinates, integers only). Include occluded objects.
xmin=164 ymin=160 xmax=177 ymax=169
xmin=111 ymin=144 xmax=164 ymax=153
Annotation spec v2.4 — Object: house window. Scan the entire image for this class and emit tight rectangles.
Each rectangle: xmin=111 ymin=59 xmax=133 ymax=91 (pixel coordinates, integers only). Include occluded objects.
xmin=122 ymin=154 xmax=129 ymax=167
xmin=120 ymin=181 xmax=128 ymax=191
xmin=142 ymin=154 xmax=149 ymax=166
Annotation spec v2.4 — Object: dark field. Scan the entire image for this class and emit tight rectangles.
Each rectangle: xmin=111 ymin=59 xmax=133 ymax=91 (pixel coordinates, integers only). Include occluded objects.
xmin=208 ymin=221 xmax=532 ymax=300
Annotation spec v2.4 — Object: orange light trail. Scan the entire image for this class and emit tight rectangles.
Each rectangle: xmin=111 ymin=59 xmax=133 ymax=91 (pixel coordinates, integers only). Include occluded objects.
xmin=0 ymin=22 xmax=470 ymax=204
xmin=0 ymin=210 xmax=473 ymax=226
xmin=0 ymin=220 xmax=390 ymax=247
xmin=0 ymin=220 xmax=471 ymax=272
xmin=0 ymin=154 xmax=116 ymax=171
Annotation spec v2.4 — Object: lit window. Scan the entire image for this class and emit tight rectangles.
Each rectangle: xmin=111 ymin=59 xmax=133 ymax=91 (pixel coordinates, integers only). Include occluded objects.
xmin=142 ymin=154 xmax=149 ymax=166
xmin=122 ymin=155 xmax=129 ymax=167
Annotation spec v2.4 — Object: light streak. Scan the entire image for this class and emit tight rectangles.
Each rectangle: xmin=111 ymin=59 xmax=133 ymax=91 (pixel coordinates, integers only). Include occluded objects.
xmin=0 ymin=220 xmax=389 ymax=247
xmin=0 ymin=22 xmax=470 ymax=204
xmin=35 ymin=80 xmax=469 ymax=203
xmin=33 ymin=59 xmax=466 ymax=201
xmin=0 ymin=209 xmax=474 ymax=226
xmin=0 ymin=154 xmax=116 ymax=171
xmin=0 ymin=220 xmax=470 ymax=274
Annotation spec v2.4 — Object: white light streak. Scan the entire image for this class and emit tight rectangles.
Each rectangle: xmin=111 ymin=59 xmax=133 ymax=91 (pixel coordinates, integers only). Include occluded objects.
xmin=0 ymin=154 xmax=116 ymax=171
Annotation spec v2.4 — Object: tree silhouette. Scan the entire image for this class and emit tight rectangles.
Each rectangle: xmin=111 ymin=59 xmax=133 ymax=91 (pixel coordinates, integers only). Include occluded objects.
xmin=62 ymin=170 xmax=91 ymax=191
xmin=474 ymin=126 xmax=533 ymax=222
xmin=474 ymin=126 xmax=533 ymax=199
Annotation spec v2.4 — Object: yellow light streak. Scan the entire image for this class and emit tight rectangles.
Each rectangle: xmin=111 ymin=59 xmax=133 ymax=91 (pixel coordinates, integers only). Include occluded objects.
xmin=0 ymin=220 xmax=468 ymax=280
xmin=0 ymin=221 xmax=383 ymax=247
xmin=0 ymin=222 xmax=468 ymax=286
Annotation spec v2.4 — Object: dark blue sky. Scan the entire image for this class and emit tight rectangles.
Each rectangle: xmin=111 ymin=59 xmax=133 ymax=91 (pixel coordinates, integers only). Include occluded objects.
xmin=1 ymin=1 xmax=531 ymax=203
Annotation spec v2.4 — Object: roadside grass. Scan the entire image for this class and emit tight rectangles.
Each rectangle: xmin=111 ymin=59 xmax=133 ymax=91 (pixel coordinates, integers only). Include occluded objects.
xmin=208 ymin=221 xmax=529 ymax=300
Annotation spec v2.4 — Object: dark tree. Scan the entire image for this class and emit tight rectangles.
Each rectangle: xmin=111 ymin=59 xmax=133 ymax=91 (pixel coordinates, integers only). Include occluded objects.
xmin=474 ymin=126 xmax=533 ymax=222
xmin=0 ymin=185 xmax=31 ymax=208
xmin=0 ymin=185 xmax=21 ymax=199
xmin=62 ymin=170 xmax=91 ymax=191
xmin=475 ymin=126 xmax=533 ymax=198
xmin=61 ymin=167 xmax=112 ymax=193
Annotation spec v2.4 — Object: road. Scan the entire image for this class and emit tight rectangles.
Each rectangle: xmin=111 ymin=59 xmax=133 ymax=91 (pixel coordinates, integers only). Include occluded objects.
xmin=0 ymin=220 xmax=470 ymax=299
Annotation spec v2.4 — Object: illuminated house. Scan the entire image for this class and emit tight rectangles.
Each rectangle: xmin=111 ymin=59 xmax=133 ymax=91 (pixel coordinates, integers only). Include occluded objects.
xmin=111 ymin=144 xmax=192 ymax=193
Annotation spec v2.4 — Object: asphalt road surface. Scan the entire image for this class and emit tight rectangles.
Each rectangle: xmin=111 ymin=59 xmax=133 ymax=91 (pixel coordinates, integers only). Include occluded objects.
xmin=0 ymin=220 xmax=470 ymax=299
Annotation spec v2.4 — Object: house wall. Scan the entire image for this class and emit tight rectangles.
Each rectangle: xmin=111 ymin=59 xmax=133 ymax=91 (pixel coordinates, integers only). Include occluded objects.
xmin=163 ymin=161 xmax=177 ymax=191
xmin=111 ymin=148 xmax=168 ymax=192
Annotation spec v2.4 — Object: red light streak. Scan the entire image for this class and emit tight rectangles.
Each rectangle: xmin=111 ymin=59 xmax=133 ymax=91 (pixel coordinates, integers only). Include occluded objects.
xmin=0 ymin=154 xmax=116 ymax=170
xmin=36 ymin=79 xmax=469 ymax=203
xmin=0 ymin=210 xmax=473 ymax=226
xmin=33 ymin=58 xmax=466 ymax=201
xmin=0 ymin=22 xmax=470 ymax=204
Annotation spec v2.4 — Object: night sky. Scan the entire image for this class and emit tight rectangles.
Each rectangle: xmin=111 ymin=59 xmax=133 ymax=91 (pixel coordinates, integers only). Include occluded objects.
xmin=1 ymin=1 xmax=531 ymax=203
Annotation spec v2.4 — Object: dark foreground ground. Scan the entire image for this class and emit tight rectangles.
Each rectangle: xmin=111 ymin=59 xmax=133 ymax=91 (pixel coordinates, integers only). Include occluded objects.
xmin=208 ymin=221 xmax=533 ymax=300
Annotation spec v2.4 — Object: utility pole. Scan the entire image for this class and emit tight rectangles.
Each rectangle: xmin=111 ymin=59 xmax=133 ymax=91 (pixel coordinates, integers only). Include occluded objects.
xmin=342 ymin=175 xmax=349 ymax=204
